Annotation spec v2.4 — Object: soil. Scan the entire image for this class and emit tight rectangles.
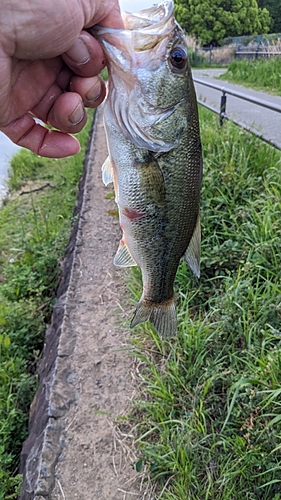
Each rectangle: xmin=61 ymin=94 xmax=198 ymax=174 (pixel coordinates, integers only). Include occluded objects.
xmin=52 ymin=111 xmax=142 ymax=500
xmin=20 ymin=109 xmax=149 ymax=500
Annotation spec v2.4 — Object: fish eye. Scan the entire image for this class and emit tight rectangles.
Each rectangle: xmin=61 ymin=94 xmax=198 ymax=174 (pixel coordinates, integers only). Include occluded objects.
xmin=169 ymin=47 xmax=187 ymax=70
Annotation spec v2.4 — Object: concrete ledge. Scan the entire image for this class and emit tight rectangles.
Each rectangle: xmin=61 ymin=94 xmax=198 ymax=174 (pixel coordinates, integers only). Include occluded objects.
xmin=19 ymin=112 xmax=96 ymax=499
xmin=19 ymin=110 xmax=140 ymax=499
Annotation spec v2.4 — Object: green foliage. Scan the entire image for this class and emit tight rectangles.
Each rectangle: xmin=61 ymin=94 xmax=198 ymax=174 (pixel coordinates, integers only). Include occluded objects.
xmin=257 ymin=0 xmax=281 ymax=33
xmin=8 ymin=150 xmax=47 ymax=190
xmin=0 ymin=111 xmax=93 ymax=498
xmin=221 ymin=56 xmax=281 ymax=94
xmin=129 ymin=108 xmax=281 ymax=498
xmin=174 ymin=0 xmax=271 ymax=45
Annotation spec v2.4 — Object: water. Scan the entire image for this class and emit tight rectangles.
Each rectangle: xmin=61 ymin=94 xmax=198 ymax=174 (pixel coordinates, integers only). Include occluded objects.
xmin=0 ymin=132 xmax=21 ymax=202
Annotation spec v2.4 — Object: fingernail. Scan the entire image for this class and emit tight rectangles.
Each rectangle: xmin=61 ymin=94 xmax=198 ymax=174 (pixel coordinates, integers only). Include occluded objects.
xmin=68 ymin=102 xmax=85 ymax=125
xmin=85 ymin=80 xmax=102 ymax=102
xmin=66 ymin=38 xmax=90 ymax=65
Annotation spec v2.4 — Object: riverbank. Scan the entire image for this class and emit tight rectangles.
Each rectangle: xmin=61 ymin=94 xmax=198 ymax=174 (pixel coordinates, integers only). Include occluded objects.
xmin=0 ymin=111 xmax=94 ymax=498
xmin=2 ymin=99 xmax=281 ymax=498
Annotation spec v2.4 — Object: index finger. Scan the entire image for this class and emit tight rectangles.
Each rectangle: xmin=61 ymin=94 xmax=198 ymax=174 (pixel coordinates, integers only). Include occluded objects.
xmin=62 ymin=31 xmax=106 ymax=78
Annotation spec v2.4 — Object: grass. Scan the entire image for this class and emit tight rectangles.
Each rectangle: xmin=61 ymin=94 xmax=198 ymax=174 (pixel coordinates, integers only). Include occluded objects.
xmin=0 ymin=111 xmax=93 ymax=499
xmin=126 ymin=107 xmax=281 ymax=499
xmin=220 ymin=56 xmax=281 ymax=95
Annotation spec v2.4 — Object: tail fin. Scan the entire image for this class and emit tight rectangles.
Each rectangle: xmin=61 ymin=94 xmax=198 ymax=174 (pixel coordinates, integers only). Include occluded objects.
xmin=130 ymin=297 xmax=177 ymax=337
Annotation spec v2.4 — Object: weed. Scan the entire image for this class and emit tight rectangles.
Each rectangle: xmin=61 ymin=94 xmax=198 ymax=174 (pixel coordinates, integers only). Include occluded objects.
xmin=221 ymin=56 xmax=281 ymax=95
xmin=128 ymin=107 xmax=281 ymax=499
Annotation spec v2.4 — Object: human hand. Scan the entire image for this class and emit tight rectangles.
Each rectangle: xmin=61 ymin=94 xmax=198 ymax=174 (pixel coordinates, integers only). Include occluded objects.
xmin=0 ymin=0 xmax=123 ymax=157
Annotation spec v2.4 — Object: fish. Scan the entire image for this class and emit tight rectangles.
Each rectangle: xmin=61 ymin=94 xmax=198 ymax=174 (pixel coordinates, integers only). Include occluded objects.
xmin=93 ymin=0 xmax=202 ymax=337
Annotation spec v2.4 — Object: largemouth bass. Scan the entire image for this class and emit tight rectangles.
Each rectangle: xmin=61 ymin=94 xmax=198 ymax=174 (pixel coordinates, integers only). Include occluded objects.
xmin=94 ymin=0 xmax=202 ymax=337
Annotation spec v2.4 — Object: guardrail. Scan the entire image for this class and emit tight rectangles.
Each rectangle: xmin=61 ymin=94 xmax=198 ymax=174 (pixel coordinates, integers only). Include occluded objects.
xmin=193 ymin=77 xmax=281 ymax=150
xmin=235 ymin=45 xmax=281 ymax=59
xmin=198 ymin=45 xmax=281 ymax=65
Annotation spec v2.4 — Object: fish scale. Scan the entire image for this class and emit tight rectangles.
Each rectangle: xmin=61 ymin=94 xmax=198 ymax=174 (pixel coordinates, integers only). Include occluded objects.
xmin=93 ymin=0 xmax=202 ymax=336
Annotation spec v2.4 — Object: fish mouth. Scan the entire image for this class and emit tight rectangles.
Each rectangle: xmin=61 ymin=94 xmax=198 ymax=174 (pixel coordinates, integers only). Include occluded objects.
xmin=92 ymin=1 xmax=175 ymax=55
xmin=122 ymin=1 xmax=174 ymax=32
xmin=121 ymin=0 xmax=175 ymax=51
xmin=91 ymin=1 xmax=185 ymax=153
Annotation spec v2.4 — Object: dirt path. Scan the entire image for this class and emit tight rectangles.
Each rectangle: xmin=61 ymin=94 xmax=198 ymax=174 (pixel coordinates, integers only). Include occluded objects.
xmin=20 ymin=110 xmax=145 ymax=500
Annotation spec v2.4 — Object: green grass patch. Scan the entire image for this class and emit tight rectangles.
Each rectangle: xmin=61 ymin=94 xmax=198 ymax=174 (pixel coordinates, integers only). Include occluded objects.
xmin=220 ymin=57 xmax=281 ymax=95
xmin=0 ymin=112 xmax=93 ymax=499
xmin=128 ymin=107 xmax=281 ymax=499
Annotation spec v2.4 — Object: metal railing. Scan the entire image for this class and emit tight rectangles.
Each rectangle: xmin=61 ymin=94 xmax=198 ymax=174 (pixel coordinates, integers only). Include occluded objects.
xmin=193 ymin=77 xmax=281 ymax=150
xmin=235 ymin=44 xmax=281 ymax=59
xmin=223 ymin=33 xmax=281 ymax=46
xmin=197 ymin=44 xmax=281 ymax=65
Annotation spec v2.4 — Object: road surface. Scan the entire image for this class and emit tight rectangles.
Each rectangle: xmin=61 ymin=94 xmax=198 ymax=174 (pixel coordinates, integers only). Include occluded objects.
xmin=192 ymin=68 xmax=281 ymax=149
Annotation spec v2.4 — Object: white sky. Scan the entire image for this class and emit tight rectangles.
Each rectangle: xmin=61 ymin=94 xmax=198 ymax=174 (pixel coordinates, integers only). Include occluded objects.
xmin=119 ymin=0 xmax=155 ymax=14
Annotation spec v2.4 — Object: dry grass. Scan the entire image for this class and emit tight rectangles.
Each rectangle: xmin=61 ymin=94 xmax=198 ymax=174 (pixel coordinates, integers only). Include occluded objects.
xmin=259 ymin=38 xmax=281 ymax=54
xmin=186 ymin=35 xmax=198 ymax=52
xmin=188 ymin=36 xmax=281 ymax=67
xmin=198 ymin=45 xmax=236 ymax=65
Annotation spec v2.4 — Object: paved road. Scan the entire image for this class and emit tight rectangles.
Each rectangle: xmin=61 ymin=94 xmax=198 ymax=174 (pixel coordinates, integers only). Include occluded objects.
xmin=192 ymin=68 xmax=281 ymax=149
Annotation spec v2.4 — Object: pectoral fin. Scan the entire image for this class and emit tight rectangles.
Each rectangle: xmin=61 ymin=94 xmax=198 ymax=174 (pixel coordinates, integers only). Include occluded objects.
xmin=114 ymin=240 xmax=137 ymax=267
xmin=184 ymin=216 xmax=201 ymax=278
xmin=136 ymin=155 xmax=165 ymax=204
xmin=102 ymin=156 xmax=113 ymax=186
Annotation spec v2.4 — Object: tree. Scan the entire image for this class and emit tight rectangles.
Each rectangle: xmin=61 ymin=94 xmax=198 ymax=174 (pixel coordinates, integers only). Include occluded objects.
xmin=257 ymin=0 xmax=281 ymax=32
xmin=174 ymin=0 xmax=271 ymax=45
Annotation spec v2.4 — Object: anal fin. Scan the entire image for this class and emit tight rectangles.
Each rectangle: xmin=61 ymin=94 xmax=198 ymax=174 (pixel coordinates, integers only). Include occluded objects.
xmin=102 ymin=156 xmax=113 ymax=186
xmin=114 ymin=241 xmax=137 ymax=267
xmin=184 ymin=215 xmax=201 ymax=278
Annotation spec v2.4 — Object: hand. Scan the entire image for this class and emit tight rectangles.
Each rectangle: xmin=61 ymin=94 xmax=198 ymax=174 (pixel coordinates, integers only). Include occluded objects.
xmin=0 ymin=0 xmax=123 ymax=157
